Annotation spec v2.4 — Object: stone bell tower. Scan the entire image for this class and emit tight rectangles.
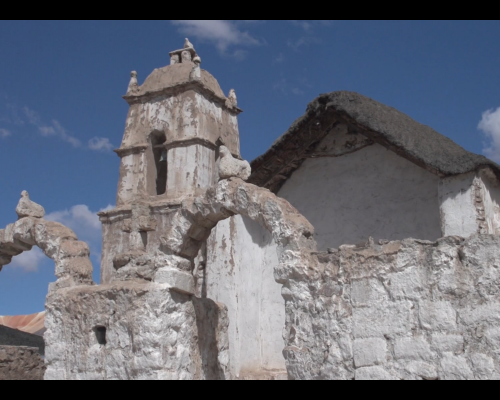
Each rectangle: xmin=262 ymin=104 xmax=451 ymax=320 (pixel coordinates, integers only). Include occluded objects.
xmin=115 ymin=40 xmax=242 ymax=206
xmin=99 ymin=40 xmax=243 ymax=284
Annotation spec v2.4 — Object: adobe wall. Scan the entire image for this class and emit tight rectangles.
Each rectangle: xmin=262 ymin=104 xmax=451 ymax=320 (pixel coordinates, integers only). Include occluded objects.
xmin=0 ymin=346 xmax=45 ymax=381
xmin=277 ymin=143 xmax=442 ymax=250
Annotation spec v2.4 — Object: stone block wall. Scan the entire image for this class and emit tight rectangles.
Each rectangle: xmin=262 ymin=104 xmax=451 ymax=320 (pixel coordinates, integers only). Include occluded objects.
xmin=282 ymin=234 xmax=500 ymax=380
xmin=0 ymin=346 xmax=45 ymax=380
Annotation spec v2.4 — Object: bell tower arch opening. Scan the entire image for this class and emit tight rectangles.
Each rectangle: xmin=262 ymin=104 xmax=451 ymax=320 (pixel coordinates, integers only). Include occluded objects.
xmin=150 ymin=131 xmax=167 ymax=196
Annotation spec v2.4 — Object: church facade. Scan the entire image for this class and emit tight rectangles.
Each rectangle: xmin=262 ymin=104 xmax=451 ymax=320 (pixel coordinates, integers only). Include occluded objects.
xmin=2 ymin=41 xmax=500 ymax=380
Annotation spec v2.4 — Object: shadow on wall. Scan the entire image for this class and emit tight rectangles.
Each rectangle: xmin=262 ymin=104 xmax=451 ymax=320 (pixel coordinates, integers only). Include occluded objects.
xmin=242 ymin=215 xmax=275 ymax=248
xmin=193 ymin=297 xmax=229 ymax=380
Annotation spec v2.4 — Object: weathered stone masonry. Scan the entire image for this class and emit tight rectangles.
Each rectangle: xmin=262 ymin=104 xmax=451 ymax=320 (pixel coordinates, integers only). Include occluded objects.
xmin=281 ymin=235 xmax=500 ymax=380
xmin=0 ymin=346 xmax=45 ymax=381
xmin=3 ymin=40 xmax=500 ymax=380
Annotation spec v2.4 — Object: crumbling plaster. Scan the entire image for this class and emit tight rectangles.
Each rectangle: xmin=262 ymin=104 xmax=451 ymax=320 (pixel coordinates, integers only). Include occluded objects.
xmin=6 ymin=176 xmax=500 ymax=380
xmin=439 ymin=170 xmax=500 ymax=238
xmin=43 ymin=177 xmax=316 ymax=380
xmin=6 ymin=42 xmax=500 ymax=381
xmin=116 ymin=83 xmax=240 ymax=206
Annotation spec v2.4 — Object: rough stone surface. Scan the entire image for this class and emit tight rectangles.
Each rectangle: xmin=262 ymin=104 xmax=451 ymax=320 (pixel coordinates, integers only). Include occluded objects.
xmin=14 ymin=41 xmax=500 ymax=381
xmin=43 ymin=174 xmax=500 ymax=380
xmin=0 ymin=215 xmax=94 ymax=288
xmin=45 ymin=177 xmax=315 ymax=380
xmin=281 ymin=235 xmax=500 ymax=380
xmin=44 ymin=282 xmax=230 ymax=380
xmin=0 ymin=346 xmax=46 ymax=381
xmin=353 ymin=338 xmax=387 ymax=367
xmin=218 ymin=146 xmax=251 ymax=181
xmin=126 ymin=71 xmax=139 ymax=94
xmin=15 ymin=191 xmax=45 ymax=219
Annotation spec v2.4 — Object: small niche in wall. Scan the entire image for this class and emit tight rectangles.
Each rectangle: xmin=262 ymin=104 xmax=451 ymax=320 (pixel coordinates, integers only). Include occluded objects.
xmin=151 ymin=131 xmax=167 ymax=195
xmin=94 ymin=326 xmax=107 ymax=346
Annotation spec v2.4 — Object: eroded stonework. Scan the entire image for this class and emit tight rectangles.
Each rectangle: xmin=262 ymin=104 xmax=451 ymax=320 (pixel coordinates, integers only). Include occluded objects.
xmin=281 ymin=235 xmax=500 ymax=380
xmin=3 ymin=40 xmax=500 ymax=380
xmin=0 ymin=346 xmax=45 ymax=381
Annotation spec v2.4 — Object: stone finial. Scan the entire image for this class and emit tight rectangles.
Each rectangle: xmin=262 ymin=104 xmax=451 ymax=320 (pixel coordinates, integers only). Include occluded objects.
xmin=181 ymin=50 xmax=192 ymax=63
xmin=184 ymin=38 xmax=194 ymax=49
xmin=190 ymin=63 xmax=201 ymax=81
xmin=227 ymin=89 xmax=237 ymax=108
xmin=193 ymin=56 xmax=201 ymax=65
xmin=170 ymin=54 xmax=180 ymax=65
xmin=16 ymin=191 xmax=45 ymax=219
xmin=127 ymin=71 xmax=139 ymax=94
xmin=218 ymin=146 xmax=251 ymax=181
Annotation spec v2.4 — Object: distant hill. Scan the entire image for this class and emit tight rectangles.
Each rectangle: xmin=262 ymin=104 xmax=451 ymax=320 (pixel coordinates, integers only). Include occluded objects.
xmin=0 ymin=312 xmax=45 ymax=336
xmin=0 ymin=325 xmax=45 ymax=355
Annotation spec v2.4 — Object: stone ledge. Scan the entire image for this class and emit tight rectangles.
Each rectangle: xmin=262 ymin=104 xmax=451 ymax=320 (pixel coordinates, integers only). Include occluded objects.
xmin=154 ymin=267 xmax=195 ymax=295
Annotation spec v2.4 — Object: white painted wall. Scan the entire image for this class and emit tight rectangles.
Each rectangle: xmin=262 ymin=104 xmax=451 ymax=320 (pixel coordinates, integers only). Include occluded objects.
xmin=167 ymin=145 xmax=217 ymax=197
xmin=205 ymin=215 xmax=286 ymax=378
xmin=439 ymin=173 xmax=479 ymax=237
xmin=277 ymin=144 xmax=442 ymax=250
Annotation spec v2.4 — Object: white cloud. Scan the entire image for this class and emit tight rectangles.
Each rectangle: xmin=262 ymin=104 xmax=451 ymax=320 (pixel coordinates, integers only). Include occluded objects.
xmin=289 ymin=20 xmax=333 ymax=32
xmin=9 ymin=247 xmax=45 ymax=272
xmin=46 ymin=205 xmax=102 ymax=232
xmin=88 ymin=137 xmax=114 ymax=152
xmin=287 ymin=36 xmax=321 ymax=51
xmin=23 ymin=107 xmax=81 ymax=148
xmin=46 ymin=204 xmax=114 ymax=262
xmin=479 ymin=107 xmax=500 ymax=163
xmin=287 ymin=20 xmax=332 ymax=51
xmin=290 ymin=20 xmax=314 ymax=32
xmin=273 ymin=53 xmax=285 ymax=64
xmin=0 ymin=128 xmax=11 ymax=138
xmin=273 ymin=78 xmax=305 ymax=96
xmin=170 ymin=20 xmax=261 ymax=57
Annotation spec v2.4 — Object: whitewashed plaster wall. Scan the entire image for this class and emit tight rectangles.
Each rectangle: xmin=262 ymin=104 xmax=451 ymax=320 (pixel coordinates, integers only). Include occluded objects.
xmin=167 ymin=145 xmax=217 ymax=197
xmin=204 ymin=215 xmax=286 ymax=378
xmin=438 ymin=171 xmax=500 ymax=238
xmin=439 ymin=173 xmax=478 ymax=237
xmin=277 ymin=143 xmax=442 ymax=250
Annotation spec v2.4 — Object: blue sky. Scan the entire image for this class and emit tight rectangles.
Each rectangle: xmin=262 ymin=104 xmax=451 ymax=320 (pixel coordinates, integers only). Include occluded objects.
xmin=1 ymin=20 xmax=500 ymax=315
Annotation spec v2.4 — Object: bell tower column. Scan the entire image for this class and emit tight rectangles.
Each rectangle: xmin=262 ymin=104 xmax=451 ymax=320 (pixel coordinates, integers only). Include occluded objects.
xmin=114 ymin=41 xmax=242 ymax=206
xmin=100 ymin=40 xmax=242 ymax=284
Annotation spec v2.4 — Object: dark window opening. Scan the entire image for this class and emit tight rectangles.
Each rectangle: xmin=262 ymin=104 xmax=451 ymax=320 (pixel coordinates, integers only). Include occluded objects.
xmin=151 ymin=132 xmax=167 ymax=195
xmin=94 ymin=326 xmax=107 ymax=346
xmin=140 ymin=231 xmax=148 ymax=249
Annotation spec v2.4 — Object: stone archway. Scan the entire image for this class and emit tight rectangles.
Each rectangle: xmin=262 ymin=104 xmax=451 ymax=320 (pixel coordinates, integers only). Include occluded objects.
xmin=0 ymin=192 xmax=94 ymax=290
xmin=163 ymin=178 xmax=317 ymax=269
xmin=160 ymin=178 xmax=320 ymax=379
